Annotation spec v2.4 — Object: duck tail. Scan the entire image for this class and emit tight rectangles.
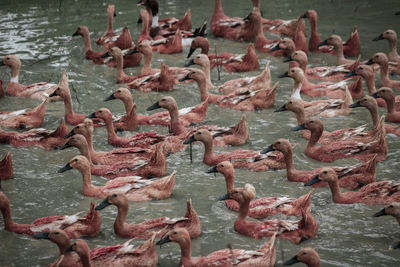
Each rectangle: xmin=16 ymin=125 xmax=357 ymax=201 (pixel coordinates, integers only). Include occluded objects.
xmin=296 ymin=189 xmax=313 ymax=213
xmin=152 ymin=171 xmax=176 ymax=199
xmin=231 ymin=115 xmax=249 ymax=142
xmin=47 ymin=118 xmax=69 ymax=139
xmin=183 ymin=199 xmax=201 ymax=237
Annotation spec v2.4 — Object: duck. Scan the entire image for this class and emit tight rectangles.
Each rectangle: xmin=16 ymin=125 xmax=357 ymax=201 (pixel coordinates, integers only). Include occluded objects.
xmin=157 ymin=227 xmax=276 ymax=267
xmin=279 ymin=67 xmax=350 ymax=100
xmin=183 ymin=129 xmax=285 ymax=171
xmin=261 ymin=139 xmax=377 ymax=189
xmin=350 ymin=95 xmax=400 ymax=136
xmin=207 ymin=161 xmax=312 ymax=218
xmin=87 ymin=108 xmax=166 ymax=148
xmin=373 ymin=29 xmax=400 ymax=63
xmin=68 ymin=236 xmax=158 ymax=267
xmin=184 ymin=53 xmax=214 ymax=89
xmin=285 ymin=50 xmax=350 ymax=81
xmin=268 ymin=38 xmax=297 ymax=57
xmin=72 ymin=26 xmax=142 ymax=68
xmin=305 ymin=167 xmax=400 ymax=205
xmin=0 ymin=55 xmax=59 ymax=100
xmin=283 ymin=247 xmax=320 ymax=267
xmin=0 ymin=152 xmax=13 ymax=180
xmin=345 ymin=65 xmax=391 ymax=108
xmin=367 ymin=53 xmax=400 ymax=89
xmin=275 ymin=98 xmax=366 ymax=143
xmin=0 ymin=191 xmax=100 ymax=238
xmin=95 ymin=5 xmax=117 ymax=46
xmin=317 ymin=35 xmax=358 ymax=67
xmin=58 ymin=155 xmax=174 ymax=200
xmin=372 ymin=87 xmax=400 ymax=122
xmin=180 ymin=70 xmax=277 ymax=111
xmin=0 ymin=118 xmax=69 ymax=150
xmin=0 ymin=98 xmax=46 ymax=129
xmin=302 ymin=10 xmax=360 ymax=57
xmin=34 ymin=229 xmax=158 ymax=267
xmin=217 ymin=62 xmax=272 ymax=95
xmin=373 ymin=203 xmax=400 ymax=251
xmin=60 ymin=133 xmax=152 ymax=166
xmin=219 ymin=183 xmax=318 ymax=244
xmin=211 ymin=0 xmax=245 ymax=39
xmin=292 ymin=118 xmax=387 ymax=162
xmin=95 ymin=193 xmax=201 ymax=239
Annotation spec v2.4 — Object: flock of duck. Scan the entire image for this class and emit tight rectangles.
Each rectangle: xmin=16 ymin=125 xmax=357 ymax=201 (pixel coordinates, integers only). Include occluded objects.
xmin=0 ymin=0 xmax=400 ymax=266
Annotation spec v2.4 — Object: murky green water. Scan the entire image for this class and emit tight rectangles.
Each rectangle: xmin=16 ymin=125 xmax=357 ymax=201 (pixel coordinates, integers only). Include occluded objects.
xmin=0 ymin=0 xmax=399 ymax=266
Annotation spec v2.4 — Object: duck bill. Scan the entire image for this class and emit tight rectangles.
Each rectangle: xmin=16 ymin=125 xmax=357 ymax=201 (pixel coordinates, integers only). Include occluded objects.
xmin=371 ymin=92 xmax=379 ymax=99
xmin=283 ymin=255 xmax=300 ymax=265
xmin=64 ymin=129 xmax=75 ymax=139
xmin=243 ymin=14 xmax=250 ymax=22
xmin=366 ymin=59 xmax=374 ymax=65
xmin=72 ymin=30 xmax=79 ymax=36
xmin=66 ymin=245 xmax=74 ymax=252
xmin=373 ymin=34 xmax=384 ymax=41
xmin=206 ymin=165 xmax=218 ymax=174
xmin=301 ymin=12 xmax=308 ymax=18
xmin=58 ymin=163 xmax=72 ymax=173
xmin=0 ymin=60 xmax=5 ymax=66
xmin=33 ymin=232 xmax=50 ymax=239
xmin=304 ymin=175 xmax=321 ymax=186
xmin=260 ymin=145 xmax=275 ymax=154
xmin=389 ymin=241 xmax=400 ymax=250
xmin=95 ymin=198 xmax=111 ymax=210
xmin=86 ymin=112 xmax=97 ymax=119
xmin=269 ymin=43 xmax=281 ymax=52
xmin=344 ymin=70 xmax=357 ymax=78
xmin=274 ymin=104 xmax=287 ymax=112
xmin=187 ymin=47 xmax=196 ymax=58
xmin=59 ymin=141 xmax=72 ymax=150
xmin=179 ymin=74 xmax=191 ymax=82
xmin=146 ymin=102 xmax=161 ymax=111
xmin=372 ymin=208 xmax=387 ymax=217
xmin=127 ymin=47 xmax=139 ymax=55
xmin=291 ymin=123 xmax=306 ymax=131
xmin=103 ymin=93 xmax=115 ymax=102
xmin=184 ymin=59 xmax=195 ymax=67
xmin=217 ymin=193 xmax=232 ymax=201
xmin=156 ymin=236 xmax=171 ymax=246
xmin=348 ymin=101 xmax=361 ymax=108
xmin=283 ymin=56 xmax=293 ymax=62
xmin=317 ymin=40 xmax=328 ymax=47
xmin=49 ymin=89 xmax=59 ymax=97
xmin=183 ymin=135 xmax=195 ymax=144
xmin=278 ymin=71 xmax=289 ymax=78
xmin=100 ymin=52 xmax=110 ymax=58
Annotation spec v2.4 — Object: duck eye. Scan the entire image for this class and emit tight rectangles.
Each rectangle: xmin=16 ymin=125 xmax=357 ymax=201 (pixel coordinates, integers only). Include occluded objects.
xmin=323 ymin=171 xmax=327 ymax=174
xmin=277 ymin=141 xmax=281 ymax=144
xmin=6 ymin=57 xmax=10 ymax=60
xmin=196 ymin=56 xmax=200 ymax=59
xmin=117 ymin=90 xmax=121 ymax=93
xmin=161 ymin=99 xmax=166 ymax=101
xmin=220 ymin=164 xmax=224 ymax=167
xmin=289 ymin=101 xmax=292 ymax=104
xmin=112 ymin=194 xmax=117 ymax=197
xmin=389 ymin=205 xmax=393 ymax=208
xmin=55 ymin=232 xmax=59 ymax=235
xmin=291 ymin=70 xmax=294 ymax=73
xmin=386 ymin=31 xmax=390 ymax=34
xmin=359 ymin=67 xmax=364 ymax=70
xmin=74 ymin=159 xmax=78 ymax=162
xmin=99 ymin=110 xmax=103 ymax=113
xmin=303 ymin=252 xmax=307 ymax=255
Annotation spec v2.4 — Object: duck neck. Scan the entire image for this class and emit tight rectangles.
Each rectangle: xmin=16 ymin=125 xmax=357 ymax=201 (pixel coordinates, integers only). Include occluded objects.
xmin=10 ymin=65 xmax=20 ymax=83
xmin=366 ymin=104 xmax=379 ymax=128
xmin=308 ymin=128 xmax=322 ymax=148
xmin=388 ymin=38 xmax=398 ymax=56
xmin=63 ymin=91 xmax=74 ymax=117
xmin=384 ymin=95 xmax=395 ymax=114
xmin=309 ymin=16 xmax=318 ymax=35
xmin=122 ymin=97 xmax=134 ymax=115
xmin=214 ymin=0 xmax=223 ymax=14
xmin=107 ymin=10 xmax=113 ymax=33
xmin=238 ymin=199 xmax=250 ymax=220
xmin=115 ymin=54 xmax=126 ymax=81
xmin=201 ymin=42 xmax=209 ymax=55
xmin=363 ymin=73 xmax=376 ymax=94
xmin=0 ymin=204 xmax=16 ymax=231
xmin=79 ymin=167 xmax=100 ymax=197
xmin=141 ymin=50 xmax=153 ymax=74
xmin=200 ymin=63 xmax=212 ymax=88
xmin=82 ymin=32 xmax=92 ymax=53
xmin=79 ymin=251 xmax=91 ymax=267
xmin=56 ymin=239 xmax=71 ymax=255
xmin=104 ymin=117 xmax=117 ymax=140
xmin=77 ymin=144 xmax=93 ymax=164
xmin=282 ymin=149 xmax=296 ymax=176
xmin=334 ymin=44 xmax=345 ymax=64
xmin=294 ymin=108 xmax=306 ymax=124
xmin=328 ymin=180 xmax=346 ymax=203
xmin=292 ymin=80 xmax=303 ymax=101
xmin=141 ymin=13 xmax=150 ymax=37
xmin=224 ymin=172 xmax=234 ymax=192
xmin=179 ymin=237 xmax=192 ymax=264
xmin=196 ymin=77 xmax=209 ymax=101
xmin=202 ymin=139 xmax=214 ymax=162
xmin=379 ymin=62 xmax=390 ymax=84
xmin=115 ymin=203 xmax=129 ymax=230
xmin=83 ymin=132 xmax=95 ymax=156
xmin=168 ymin=106 xmax=185 ymax=135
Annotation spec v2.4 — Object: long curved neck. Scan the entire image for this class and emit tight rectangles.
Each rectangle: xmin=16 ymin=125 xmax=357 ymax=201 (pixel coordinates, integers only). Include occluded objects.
xmin=82 ymin=132 xmax=95 ymax=155
xmin=223 ymin=172 xmax=234 ymax=192
xmin=1 ymin=205 xmax=16 ymax=231
xmin=141 ymin=14 xmax=150 ymax=37
xmin=363 ymin=73 xmax=376 ymax=94
xmin=56 ymin=239 xmax=72 ymax=255
xmin=115 ymin=203 xmax=129 ymax=230
xmin=79 ymin=251 xmax=92 ymax=267
xmin=168 ymin=106 xmax=185 ymax=135
xmin=115 ymin=54 xmax=126 ymax=80
xmin=63 ymin=92 xmax=74 ymax=116
xmin=141 ymin=50 xmax=153 ymax=74
xmin=82 ymin=32 xmax=92 ymax=53
xmin=308 ymin=128 xmax=322 ymax=148
xmin=79 ymin=167 xmax=100 ymax=196
xmin=179 ymin=238 xmax=192 ymax=264
xmin=282 ymin=149 xmax=296 ymax=175
xmin=103 ymin=117 xmax=117 ymax=139
xmin=238 ymin=199 xmax=250 ymax=220
xmin=77 ymin=144 xmax=93 ymax=164
xmin=10 ymin=64 xmax=21 ymax=81
xmin=121 ymin=97 xmax=134 ymax=114
xmin=388 ymin=38 xmax=398 ymax=55
xmin=294 ymin=108 xmax=306 ymax=124
xmin=292 ymin=80 xmax=303 ymax=100
xmin=214 ymin=0 xmax=223 ymax=14
xmin=334 ymin=44 xmax=345 ymax=64
xmin=328 ymin=180 xmax=347 ymax=203
xmin=378 ymin=62 xmax=390 ymax=83
xmin=309 ymin=16 xmax=317 ymax=35
xmin=202 ymin=139 xmax=214 ymax=162
xmin=107 ymin=11 xmax=114 ymax=33
xmin=366 ymin=105 xmax=379 ymax=128
xmin=384 ymin=95 xmax=395 ymax=114
xmin=196 ymin=77 xmax=209 ymax=101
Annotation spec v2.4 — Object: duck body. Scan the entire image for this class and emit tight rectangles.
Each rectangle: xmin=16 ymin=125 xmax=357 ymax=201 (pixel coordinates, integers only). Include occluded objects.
xmin=157 ymin=227 xmax=276 ymax=267
xmin=217 ymin=43 xmax=260 ymax=73
xmin=368 ymin=53 xmax=400 ymax=90
xmin=0 ymin=192 xmax=100 ymax=239
xmin=211 ymin=0 xmax=243 ymax=39
xmin=0 ymin=99 xmax=46 ymax=129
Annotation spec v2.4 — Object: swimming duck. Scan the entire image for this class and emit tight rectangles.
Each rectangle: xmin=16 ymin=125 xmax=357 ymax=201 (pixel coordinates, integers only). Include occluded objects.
xmin=0 ymin=152 xmax=13 ymax=180
xmin=0 ymin=191 xmax=100 ymax=238
xmin=211 ymin=0 xmax=245 ymax=39
xmin=305 ymin=167 xmax=400 ymax=205
xmin=95 ymin=19 xmax=132 ymax=51
xmin=0 ymin=55 xmax=58 ymax=100
xmin=286 ymin=50 xmax=350 ymax=81
xmin=268 ymin=38 xmax=297 ymax=57
xmin=283 ymin=247 xmax=320 ymax=267
xmin=372 ymin=87 xmax=400 ymax=122
xmin=318 ymin=35 xmax=358 ymax=67
xmin=261 ymin=139 xmax=377 ymax=189
xmin=217 ymin=62 xmax=272 ymax=95
xmin=219 ymin=183 xmax=318 ymax=244
xmin=183 ymin=129 xmax=285 ymax=171
xmin=180 ymin=70 xmax=277 ymax=111
xmin=187 ymin=36 xmax=235 ymax=66
xmin=95 ymin=193 xmax=201 ymax=239
xmin=367 ymin=53 xmax=400 ymax=89
xmin=157 ymin=227 xmax=276 ymax=267
xmin=0 ymin=98 xmax=47 ymax=129
xmin=292 ymin=118 xmax=387 ymax=162
xmin=34 ymin=229 xmax=158 ymax=267
xmin=373 ymin=30 xmax=400 ymax=63
xmin=58 ymin=155 xmax=174 ymax=200
xmin=95 ymin=5 xmax=117 ymax=46
xmin=373 ymin=203 xmax=400 ymax=251
xmin=87 ymin=108 xmax=166 ymax=148
xmin=207 ymin=161 xmax=312 ymax=218
xmin=72 ymin=26 xmax=142 ymax=68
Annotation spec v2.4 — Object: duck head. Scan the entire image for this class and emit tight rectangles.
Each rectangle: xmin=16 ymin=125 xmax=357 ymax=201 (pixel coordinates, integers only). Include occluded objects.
xmin=317 ymin=34 xmax=342 ymax=48
xmin=284 ymin=247 xmax=320 ymax=266
xmin=95 ymin=193 xmax=128 ymax=210
xmin=345 ymin=65 xmax=373 ymax=78
xmin=261 ymin=138 xmax=291 ymax=154
xmin=58 ymin=155 xmax=90 ymax=174
xmin=64 ymin=119 xmax=93 ymax=139
xmin=371 ymin=87 xmax=394 ymax=101
xmin=60 ymin=134 xmax=87 ymax=150
xmin=87 ymin=108 xmax=112 ymax=122
xmin=187 ymin=37 xmax=209 ymax=58
xmin=275 ymin=98 xmax=304 ymax=113
xmin=185 ymin=54 xmax=210 ymax=68
xmin=304 ymin=167 xmax=336 ymax=186
xmin=349 ymin=95 xmax=377 ymax=109
xmin=33 ymin=229 xmax=71 ymax=249
xmin=0 ymin=55 xmax=21 ymax=69
xmin=66 ymin=239 xmax=90 ymax=258
xmin=157 ymin=227 xmax=189 ymax=247
xmin=373 ymin=203 xmax=400 ymax=219
xmin=183 ymin=129 xmax=212 ymax=145
xmin=270 ymin=38 xmax=295 ymax=53
xmin=367 ymin=52 xmax=388 ymax=66
xmin=302 ymin=9 xmax=317 ymax=20
xmin=147 ymin=96 xmax=177 ymax=111
xmin=206 ymin=161 xmax=234 ymax=176
xmin=278 ymin=67 xmax=305 ymax=82
xmin=373 ymin=29 xmax=397 ymax=42
xmin=72 ymin=26 xmax=89 ymax=37
xmin=104 ymin=87 xmax=131 ymax=102
xmin=218 ymin=183 xmax=256 ymax=203
xmin=292 ymin=118 xmax=323 ymax=132
xmin=103 ymin=47 xmax=123 ymax=59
